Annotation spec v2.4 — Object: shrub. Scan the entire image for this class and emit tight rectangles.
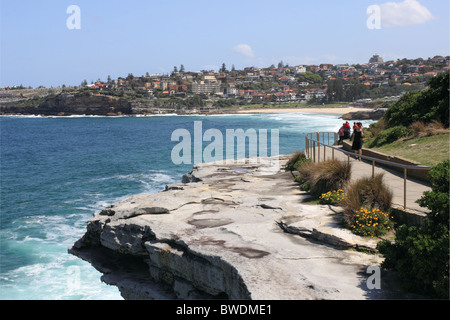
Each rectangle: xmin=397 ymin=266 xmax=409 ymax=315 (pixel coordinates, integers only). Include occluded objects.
xmin=377 ymin=223 xmax=449 ymax=298
xmin=285 ymin=151 xmax=310 ymax=172
xmin=366 ymin=125 xmax=412 ymax=148
xmin=350 ymin=207 xmax=394 ymax=237
xmin=366 ymin=119 xmax=387 ymax=139
xmin=377 ymin=160 xmax=450 ymax=298
xmin=382 ymin=71 xmax=449 ymax=128
xmin=416 ymin=159 xmax=449 ymax=226
xmin=298 ymin=160 xmax=352 ymax=198
xmin=341 ymin=173 xmax=393 ymax=226
xmin=319 ymin=189 xmax=345 ymax=205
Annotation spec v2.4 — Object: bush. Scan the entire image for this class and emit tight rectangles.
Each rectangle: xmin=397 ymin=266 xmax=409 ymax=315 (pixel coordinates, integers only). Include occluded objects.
xmin=285 ymin=151 xmax=310 ymax=172
xmin=382 ymin=71 xmax=449 ymax=128
xmin=366 ymin=119 xmax=387 ymax=139
xmin=377 ymin=223 xmax=449 ymax=298
xmin=416 ymin=159 xmax=450 ymax=225
xmin=298 ymin=160 xmax=352 ymax=198
xmin=319 ymin=189 xmax=345 ymax=205
xmin=350 ymin=207 xmax=394 ymax=237
xmin=366 ymin=125 xmax=412 ymax=148
xmin=377 ymin=160 xmax=450 ymax=298
xmin=341 ymin=173 xmax=393 ymax=226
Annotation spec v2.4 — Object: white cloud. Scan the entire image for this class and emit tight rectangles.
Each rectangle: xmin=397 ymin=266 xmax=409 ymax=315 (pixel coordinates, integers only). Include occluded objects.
xmin=233 ymin=44 xmax=255 ymax=58
xmin=379 ymin=0 xmax=434 ymax=27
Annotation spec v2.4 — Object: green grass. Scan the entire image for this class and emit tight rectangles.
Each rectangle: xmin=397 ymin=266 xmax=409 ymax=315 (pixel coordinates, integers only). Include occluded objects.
xmin=370 ymin=133 xmax=450 ymax=167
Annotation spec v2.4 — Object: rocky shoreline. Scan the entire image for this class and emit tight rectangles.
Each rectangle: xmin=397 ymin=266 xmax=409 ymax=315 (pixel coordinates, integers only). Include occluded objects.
xmin=0 ymin=93 xmax=383 ymax=119
xmin=69 ymin=156 xmax=414 ymax=300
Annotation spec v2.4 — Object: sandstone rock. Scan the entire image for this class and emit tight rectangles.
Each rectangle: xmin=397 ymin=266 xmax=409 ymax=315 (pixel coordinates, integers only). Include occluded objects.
xmin=341 ymin=109 xmax=386 ymax=121
xmin=69 ymin=155 xmax=409 ymax=300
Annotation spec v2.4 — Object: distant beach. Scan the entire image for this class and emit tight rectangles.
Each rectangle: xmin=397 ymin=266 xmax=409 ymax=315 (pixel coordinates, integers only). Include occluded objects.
xmin=234 ymin=106 xmax=370 ymax=115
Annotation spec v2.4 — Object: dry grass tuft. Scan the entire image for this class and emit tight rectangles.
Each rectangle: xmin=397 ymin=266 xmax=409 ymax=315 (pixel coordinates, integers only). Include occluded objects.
xmin=285 ymin=151 xmax=309 ymax=172
xmin=409 ymin=120 xmax=449 ymax=138
xmin=298 ymin=159 xmax=352 ymax=197
xmin=341 ymin=173 xmax=393 ymax=225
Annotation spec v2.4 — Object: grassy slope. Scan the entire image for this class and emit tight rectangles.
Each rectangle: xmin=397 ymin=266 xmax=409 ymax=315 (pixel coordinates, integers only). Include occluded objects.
xmin=369 ymin=133 xmax=450 ymax=167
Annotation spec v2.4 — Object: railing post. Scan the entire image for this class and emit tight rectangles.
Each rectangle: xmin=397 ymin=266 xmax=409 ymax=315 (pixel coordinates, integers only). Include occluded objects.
xmin=305 ymin=136 xmax=309 ymax=158
xmin=372 ymin=160 xmax=375 ymax=178
xmin=316 ymin=133 xmax=320 ymax=162
xmin=404 ymin=168 xmax=407 ymax=210
xmin=313 ymin=141 xmax=316 ymax=163
xmin=309 ymin=136 xmax=311 ymax=159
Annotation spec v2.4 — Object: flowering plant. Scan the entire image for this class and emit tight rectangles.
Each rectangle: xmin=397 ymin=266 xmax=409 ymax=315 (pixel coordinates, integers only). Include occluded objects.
xmin=351 ymin=207 xmax=394 ymax=237
xmin=319 ymin=189 xmax=345 ymax=205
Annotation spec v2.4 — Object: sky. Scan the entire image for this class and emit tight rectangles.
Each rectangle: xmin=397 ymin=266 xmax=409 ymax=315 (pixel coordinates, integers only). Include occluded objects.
xmin=1 ymin=0 xmax=449 ymax=88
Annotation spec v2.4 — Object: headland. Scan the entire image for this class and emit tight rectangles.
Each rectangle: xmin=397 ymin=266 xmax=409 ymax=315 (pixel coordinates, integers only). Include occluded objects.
xmin=69 ymin=155 xmax=414 ymax=300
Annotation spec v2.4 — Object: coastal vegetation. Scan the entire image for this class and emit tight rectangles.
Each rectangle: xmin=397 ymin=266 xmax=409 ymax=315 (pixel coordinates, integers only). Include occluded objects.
xmin=370 ymin=133 xmax=449 ymax=167
xmin=365 ymin=71 xmax=449 ymax=150
xmin=319 ymin=189 xmax=345 ymax=205
xmin=288 ymin=151 xmax=396 ymax=238
xmin=340 ymin=174 xmax=393 ymax=237
xmin=361 ymin=71 xmax=449 ymax=298
xmin=296 ymin=159 xmax=352 ymax=198
xmin=289 ymin=69 xmax=449 ymax=298
xmin=350 ymin=208 xmax=394 ymax=237
xmin=377 ymin=160 xmax=449 ymax=299
xmin=284 ymin=151 xmax=310 ymax=172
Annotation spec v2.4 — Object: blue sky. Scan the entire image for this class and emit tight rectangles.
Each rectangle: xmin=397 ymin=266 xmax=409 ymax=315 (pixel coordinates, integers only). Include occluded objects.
xmin=1 ymin=0 xmax=448 ymax=87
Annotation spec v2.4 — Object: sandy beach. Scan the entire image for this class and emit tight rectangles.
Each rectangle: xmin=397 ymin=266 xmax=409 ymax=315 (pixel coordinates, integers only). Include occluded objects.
xmin=235 ymin=106 xmax=371 ymax=115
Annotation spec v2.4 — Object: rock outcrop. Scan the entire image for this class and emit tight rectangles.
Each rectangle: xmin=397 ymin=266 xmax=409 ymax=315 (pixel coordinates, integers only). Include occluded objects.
xmin=1 ymin=93 xmax=133 ymax=116
xmin=1 ymin=94 xmax=195 ymax=116
xmin=69 ymin=156 xmax=408 ymax=300
xmin=341 ymin=108 xmax=386 ymax=121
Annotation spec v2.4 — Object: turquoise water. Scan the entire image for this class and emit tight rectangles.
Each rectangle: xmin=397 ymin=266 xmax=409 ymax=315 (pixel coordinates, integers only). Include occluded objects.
xmin=0 ymin=113 xmax=372 ymax=300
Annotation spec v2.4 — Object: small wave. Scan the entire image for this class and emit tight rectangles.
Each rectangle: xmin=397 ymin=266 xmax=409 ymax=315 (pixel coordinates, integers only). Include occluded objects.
xmin=135 ymin=113 xmax=178 ymax=117
xmin=88 ymin=170 xmax=176 ymax=191
xmin=0 ymin=259 xmax=122 ymax=300
xmin=0 ymin=114 xmax=44 ymax=118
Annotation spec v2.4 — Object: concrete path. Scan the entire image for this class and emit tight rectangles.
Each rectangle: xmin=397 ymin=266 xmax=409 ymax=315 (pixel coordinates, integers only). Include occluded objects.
xmin=311 ymin=145 xmax=432 ymax=214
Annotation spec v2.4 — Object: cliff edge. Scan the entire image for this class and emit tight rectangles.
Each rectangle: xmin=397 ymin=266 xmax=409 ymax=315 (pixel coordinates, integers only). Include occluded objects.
xmin=69 ymin=156 xmax=408 ymax=300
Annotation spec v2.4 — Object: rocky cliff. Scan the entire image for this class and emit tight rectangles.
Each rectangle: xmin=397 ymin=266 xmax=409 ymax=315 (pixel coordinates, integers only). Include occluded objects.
xmin=1 ymin=94 xmax=133 ymax=116
xmin=68 ymin=156 xmax=415 ymax=300
xmin=0 ymin=93 xmax=195 ymax=116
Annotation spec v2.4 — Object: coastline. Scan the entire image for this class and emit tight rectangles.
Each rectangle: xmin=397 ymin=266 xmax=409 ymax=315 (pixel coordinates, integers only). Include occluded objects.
xmin=69 ymin=156 xmax=413 ymax=300
xmin=0 ymin=106 xmax=372 ymax=117
xmin=232 ymin=106 xmax=370 ymax=115
xmin=0 ymin=92 xmax=374 ymax=117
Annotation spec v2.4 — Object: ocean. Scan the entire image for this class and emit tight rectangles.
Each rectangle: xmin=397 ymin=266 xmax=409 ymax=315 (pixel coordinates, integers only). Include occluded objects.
xmin=0 ymin=113 xmax=373 ymax=300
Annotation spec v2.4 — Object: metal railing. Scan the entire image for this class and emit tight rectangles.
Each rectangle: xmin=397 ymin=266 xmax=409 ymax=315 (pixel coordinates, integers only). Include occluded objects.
xmin=305 ymin=132 xmax=432 ymax=210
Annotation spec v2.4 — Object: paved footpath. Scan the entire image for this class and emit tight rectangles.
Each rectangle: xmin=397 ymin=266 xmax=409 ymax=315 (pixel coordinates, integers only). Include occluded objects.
xmin=311 ymin=145 xmax=432 ymax=214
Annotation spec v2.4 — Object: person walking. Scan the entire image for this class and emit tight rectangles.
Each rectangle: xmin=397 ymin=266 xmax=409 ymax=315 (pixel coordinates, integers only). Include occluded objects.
xmin=343 ymin=121 xmax=351 ymax=140
xmin=338 ymin=125 xmax=345 ymax=145
xmin=352 ymin=122 xmax=364 ymax=160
